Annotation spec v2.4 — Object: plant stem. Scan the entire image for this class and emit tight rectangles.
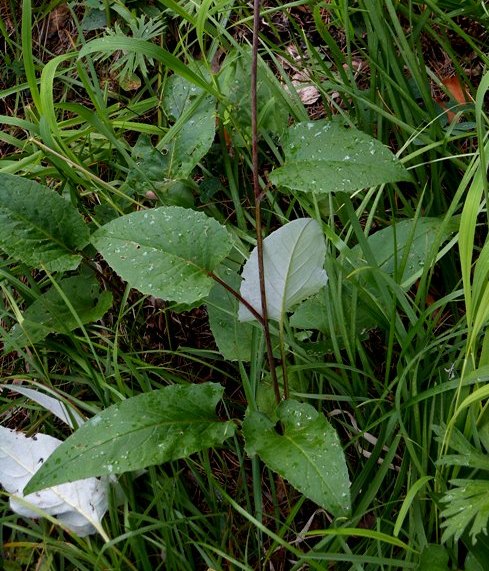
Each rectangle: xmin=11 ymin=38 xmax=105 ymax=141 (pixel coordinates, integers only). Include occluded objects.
xmin=209 ymin=271 xmax=265 ymax=327
xmin=251 ymin=0 xmax=280 ymax=404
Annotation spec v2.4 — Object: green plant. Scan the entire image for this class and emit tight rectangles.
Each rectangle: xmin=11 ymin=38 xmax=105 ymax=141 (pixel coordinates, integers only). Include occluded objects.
xmin=92 ymin=4 xmax=166 ymax=89
xmin=0 ymin=35 xmax=411 ymax=548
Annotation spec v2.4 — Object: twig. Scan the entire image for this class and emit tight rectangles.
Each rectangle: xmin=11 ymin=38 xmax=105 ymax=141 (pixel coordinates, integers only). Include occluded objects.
xmin=251 ymin=0 xmax=280 ymax=404
xmin=209 ymin=271 xmax=265 ymax=327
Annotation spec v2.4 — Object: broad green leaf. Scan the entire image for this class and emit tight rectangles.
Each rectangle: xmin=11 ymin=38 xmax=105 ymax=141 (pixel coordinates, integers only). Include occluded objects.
xmin=417 ymin=545 xmax=449 ymax=571
xmin=162 ymin=74 xmax=216 ymax=179
xmin=243 ymin=400 xmax=351 ymax=517
xmin=345 ymin=217 xmax=449 ymax=288
xmin=0 ymin=173 xmax=90 ymax=271
xmin=290 ymin=285 xmax=376 ymax=338
xmin=292 ymin=218 xmax=453 ymax=337
xmin=239 ymin=218 xmax=328 ymax=323
xmin=269 ymin=120 xmax=411 ymax=194
xmin=124 ymin=77 xmax=215 ymax=199
xmin=207 ymin=266 xmax=255 ymax=361
xmin=256 ymin=370 xmax=305 ymax=421
xmin=465 ymin=552 xmax=487 ymax=571
xmin=123 ymin=135 xmax=195 ymax=206
xmin=218 ymin=47 xmax=288 ymax=145
xmin=91 ymin=206 xmax=234 ymax=304
xmin=6 ymin=273 xmax=112 ymax=349
xmin=25 ymin=383 xmax=235 ymax=493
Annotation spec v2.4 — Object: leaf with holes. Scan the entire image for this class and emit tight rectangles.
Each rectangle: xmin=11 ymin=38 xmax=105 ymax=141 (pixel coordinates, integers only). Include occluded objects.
xmin=269 ymin=120 xmax=411 ymax=194
xmin=239 ymin=218 xmax=328 ymax=323
xmin=91 ymin=206 xmax=234 ymax=305
xmin=0 ymin=173 xmax=90 ymax=271
xmin=243 ymin=399 xmax=351 ymax=517
xmin=25 ymin=383 xmax=235 ymax=493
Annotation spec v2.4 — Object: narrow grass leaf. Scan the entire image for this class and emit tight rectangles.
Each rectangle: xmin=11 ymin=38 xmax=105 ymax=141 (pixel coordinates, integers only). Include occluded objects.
xmin=79 ymin=37 xmax=217 ymax=96
xmin=25 ymin=383 xmax=235 ymax=493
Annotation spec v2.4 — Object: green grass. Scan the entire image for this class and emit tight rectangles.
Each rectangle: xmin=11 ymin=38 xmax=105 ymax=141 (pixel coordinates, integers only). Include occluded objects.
xmin=1 ymin=0 xmax=489 ymax=569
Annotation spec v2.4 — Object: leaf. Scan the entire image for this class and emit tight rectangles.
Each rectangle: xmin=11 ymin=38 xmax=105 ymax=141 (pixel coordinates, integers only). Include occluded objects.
xmin=269 ymin=120 xmax=411 ymax=194
xmin=0 ymin=173 xmax=90 ymax=271
xmin=6 ymin=273 xmax=113 ymax=349
xmin=1 ymin=384 xmax=85 ymax=429
xmin=218 ymin=47 xmax=288 ymax=145
xmin=434 ymin=424 xmax=489 ymax=471
xmin=91 ymin=206 xmax=234 ymax=305
xmin=162 ymin=74 xmax=216 ymax=179
xmin=0 ymin=427 xmax=108 ymax=537
xmin=79 ymin=37 xmax=217 ymax=96
xmin=345 ymin=217 xmax=450 ymax=288
xmin=416 ymin=545 xmax=450 ymax=571
xmin=123 ymin=76 xmax=215 ymax=200
xmin=25 ymin=383 xmax=235 ymax=493
xmin=441 ymin=479 xmax=489 ymax=544
xmin=290 ymin=285 xmax=376 ymax=338
xmin=239 ymin=218 xmax=328 ymax=323
xmin=243 ymin=399 xmax=351 ymax=517
xmin=207 ymin=266 xmax=255 ymax=361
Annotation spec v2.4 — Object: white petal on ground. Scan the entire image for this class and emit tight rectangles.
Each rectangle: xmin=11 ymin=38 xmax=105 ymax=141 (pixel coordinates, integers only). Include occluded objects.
xmin=0 ymin=426 xmax=108 ymax=537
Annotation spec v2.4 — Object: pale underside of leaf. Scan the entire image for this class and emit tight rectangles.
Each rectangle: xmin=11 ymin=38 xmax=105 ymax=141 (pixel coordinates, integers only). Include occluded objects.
xmin=1 ymin=384 xmax=85 ymax=429
xmin=239 ymin=218 xmax=328 ymax=323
